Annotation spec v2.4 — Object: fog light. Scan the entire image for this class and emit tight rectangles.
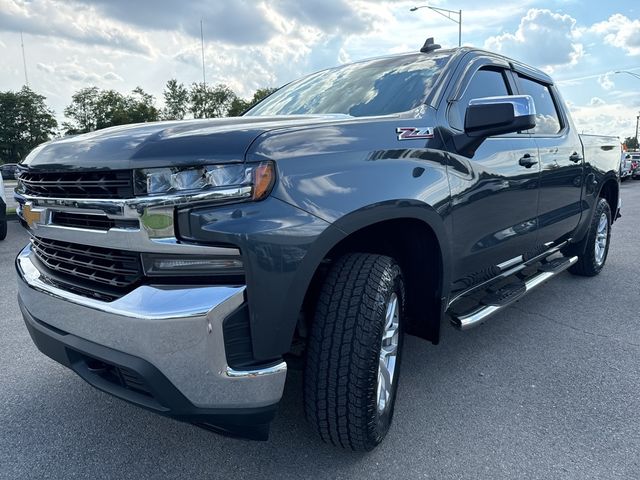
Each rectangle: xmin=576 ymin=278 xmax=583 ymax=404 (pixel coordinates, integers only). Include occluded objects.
xmin=142 ymin=254 xmax=244 ymax=277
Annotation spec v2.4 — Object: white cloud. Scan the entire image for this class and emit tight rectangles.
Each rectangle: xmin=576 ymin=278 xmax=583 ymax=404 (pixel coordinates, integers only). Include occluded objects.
xmin=597 ymin=73 xmax=615 ymax=91
xmin=0 ymin=0 xmax=153 ymax=55
xmin=590 ymin=14 xmax=640 ymax=56
xmin=103 ymin=72 xmax=123 ymax=82
xmin=36 ymin=60 xmax=123 ymax=85
xmin=569 ymin=100 xmax=637 ymax=138
xmin=484 ymin=9 xmax=583 ymax=69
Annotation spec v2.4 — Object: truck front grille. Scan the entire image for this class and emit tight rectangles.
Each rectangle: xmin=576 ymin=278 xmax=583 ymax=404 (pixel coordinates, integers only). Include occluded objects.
xmin=18 ymin=170 xmax=134 ymax=199
xmin=50 ymin=211 xmax=139 ymax=231
xmin=30 ymin=236 xmax=143 ymax=294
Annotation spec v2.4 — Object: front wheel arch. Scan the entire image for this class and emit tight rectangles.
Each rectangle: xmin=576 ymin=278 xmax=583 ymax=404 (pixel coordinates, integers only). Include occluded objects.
xmin=292 ymin=201 xmax=451 ymax=350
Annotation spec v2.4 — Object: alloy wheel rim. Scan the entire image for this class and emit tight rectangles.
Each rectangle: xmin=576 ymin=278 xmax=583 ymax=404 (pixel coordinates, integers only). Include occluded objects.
xmin=377 ymin=293 xmax=400 ymax=415
xmin=594 ymin=212 xmax=608 ymax=266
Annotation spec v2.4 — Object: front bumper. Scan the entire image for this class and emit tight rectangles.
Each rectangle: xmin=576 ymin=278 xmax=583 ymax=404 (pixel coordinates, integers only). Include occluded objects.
xmin=16 ymin=245 xmax=287 ymax=439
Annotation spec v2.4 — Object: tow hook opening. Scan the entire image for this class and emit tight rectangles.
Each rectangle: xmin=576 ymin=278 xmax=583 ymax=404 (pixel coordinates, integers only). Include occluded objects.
xmin=86 ymin=359 xmax=109 ymax=373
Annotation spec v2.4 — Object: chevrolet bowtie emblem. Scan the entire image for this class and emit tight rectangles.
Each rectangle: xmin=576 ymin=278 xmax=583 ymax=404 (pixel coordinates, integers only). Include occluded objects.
xmin=22 ymin=203 xmax=43 ymax=229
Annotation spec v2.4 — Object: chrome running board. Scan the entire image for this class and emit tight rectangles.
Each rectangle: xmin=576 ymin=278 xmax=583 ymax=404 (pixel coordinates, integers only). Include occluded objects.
xmin=449 ymin=256 xmax=578 ymax=330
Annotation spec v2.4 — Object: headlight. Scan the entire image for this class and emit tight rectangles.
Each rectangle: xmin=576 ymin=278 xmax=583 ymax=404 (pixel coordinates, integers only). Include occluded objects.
xmin=134 ymin=161 xmax=275 ymax=201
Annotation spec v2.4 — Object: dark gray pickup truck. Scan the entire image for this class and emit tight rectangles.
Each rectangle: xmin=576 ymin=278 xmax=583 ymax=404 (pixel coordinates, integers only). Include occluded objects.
xmin=15 ymin=42 xmax=621 ymax=451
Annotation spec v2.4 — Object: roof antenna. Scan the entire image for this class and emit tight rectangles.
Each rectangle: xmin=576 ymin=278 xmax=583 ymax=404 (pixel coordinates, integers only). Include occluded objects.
xmin=420 ymin=37 xmax=441 ymax=53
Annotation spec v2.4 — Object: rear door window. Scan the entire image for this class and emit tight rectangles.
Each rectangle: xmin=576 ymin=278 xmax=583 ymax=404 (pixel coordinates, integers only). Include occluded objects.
xmin=517 ymin=76 xmax=562 ymax=135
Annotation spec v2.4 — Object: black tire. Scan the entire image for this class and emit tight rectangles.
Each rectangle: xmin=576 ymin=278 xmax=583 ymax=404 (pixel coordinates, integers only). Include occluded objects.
xmin=0 ymin=220 xmax=6 ymax=241
xmin=304 ymin=253 xmax=405 ymax=451
xmin=568 ymin=197 xmax=611 ymax=276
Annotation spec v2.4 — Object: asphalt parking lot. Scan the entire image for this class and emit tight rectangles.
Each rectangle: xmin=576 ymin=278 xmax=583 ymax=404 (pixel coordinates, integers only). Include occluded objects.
xmin=1 ymin=182 xmax=639 ymax=479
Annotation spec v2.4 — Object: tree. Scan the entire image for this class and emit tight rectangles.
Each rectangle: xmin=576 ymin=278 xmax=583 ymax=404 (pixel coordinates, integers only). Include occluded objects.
xmin=63 ymin=87 xmax=99 ymax=134
xmin=227 ymin=87 xmax=278 ymax=117
xmin=0 ymin=86 xmax=57 ymax=162
xmin=126 ymin=87 xmax=160 ymax=124
xmin=94 ymin=89 xmax=129 ymax=129
xmin=64 ymin=86 xmax=159 ymax=134
xmin=227 ymin=97 xmax=250 ymax=117
xmin=624 ymin=136 xmax=639 ymax=151
xmin=163 ymin=79 xmax=189 ymax=120
xmin=189 ymin=82 xmax=236 ymax=119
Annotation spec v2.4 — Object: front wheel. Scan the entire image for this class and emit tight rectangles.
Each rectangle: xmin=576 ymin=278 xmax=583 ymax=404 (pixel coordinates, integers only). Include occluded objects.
xmin=304 ymin=253 xmax=405 ymax=451
xmin=568 ymin=197 xmax=611 ymax=276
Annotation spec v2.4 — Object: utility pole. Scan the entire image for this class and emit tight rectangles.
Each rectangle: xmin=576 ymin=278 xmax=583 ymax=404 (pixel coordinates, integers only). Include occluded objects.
xmin=200 ymin=19 xmax=206 ymax=87
xmin=636 ymin=114 xmax=639 ymax=148
xmin=20 ymin=31 xmax=29 ymax=87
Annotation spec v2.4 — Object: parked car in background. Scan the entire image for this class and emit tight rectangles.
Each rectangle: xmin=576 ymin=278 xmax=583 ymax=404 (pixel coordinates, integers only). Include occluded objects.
xmin=0 ymin=174 xmax=7 ymax=240
xmin=620 ymin=152 xmax=632 ymax=181
xmin=628 ymin=153 xmax=640 ymax=179
xmin=1 ymin=163 xmax=19 ymax=180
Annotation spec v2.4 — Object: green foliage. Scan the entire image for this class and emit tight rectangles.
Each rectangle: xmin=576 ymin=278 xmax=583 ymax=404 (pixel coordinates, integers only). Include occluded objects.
xmin=162 ymin=79 xmax=189 ymax=120
xmin=63 ymin=82 xmax=278 ymax=134
xmin=0 ymin=86 xmax=57 ymax=163
xmin=624 ymin=136 xmax=639 ymax=150
xmin=228 ymin=87 xmax=278 ymax=116
xmin=189 ymin=83 xmax=236 ymax=119
xmin=64 ymin=86 xmax=159 ymax=134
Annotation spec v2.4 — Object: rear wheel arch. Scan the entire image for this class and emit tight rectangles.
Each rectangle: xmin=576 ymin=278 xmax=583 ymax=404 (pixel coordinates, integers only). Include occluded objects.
xmin=598 ymin=177 xmax=619 ymax=222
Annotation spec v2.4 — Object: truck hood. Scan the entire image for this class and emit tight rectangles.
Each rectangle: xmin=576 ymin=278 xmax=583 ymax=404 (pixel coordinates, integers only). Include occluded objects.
xmin=22 ymin=115 xmax=355 ymax=171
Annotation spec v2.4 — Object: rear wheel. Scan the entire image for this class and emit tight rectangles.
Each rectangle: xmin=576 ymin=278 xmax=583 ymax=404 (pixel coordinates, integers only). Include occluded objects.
xmin=568 ymin=198 xmax=611 ymax=277
xmin=0 ymin=219 xmax=6 ymax=241
xmin=304 ymin=253 xmax=405 ymax=451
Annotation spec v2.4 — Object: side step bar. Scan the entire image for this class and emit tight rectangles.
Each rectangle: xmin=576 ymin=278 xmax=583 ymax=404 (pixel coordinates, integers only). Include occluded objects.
xmin=450 ymin=256 xmax=578 ymax=330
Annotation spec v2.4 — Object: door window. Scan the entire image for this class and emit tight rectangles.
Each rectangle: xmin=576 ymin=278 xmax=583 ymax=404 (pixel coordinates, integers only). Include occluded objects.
xmin=450 ymin=68 xmax=511 ymax=130
xmin=517 ymin=76 xmax=562 ymax=135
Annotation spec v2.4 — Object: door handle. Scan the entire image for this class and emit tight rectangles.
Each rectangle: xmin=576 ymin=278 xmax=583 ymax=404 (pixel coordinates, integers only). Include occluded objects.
xmin=569 ymin=152 xmax=583 ymax=163
xmin=518 ymin=154 xmax=538 ymax=168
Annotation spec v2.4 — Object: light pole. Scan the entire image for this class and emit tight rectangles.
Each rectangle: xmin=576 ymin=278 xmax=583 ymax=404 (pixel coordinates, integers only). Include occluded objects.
xmin=614 ymin=70 xmax=640 ymax=81
xmin=613 ymin=71 xmax=640 ymax=147
xmin=410 ymin=5 xmax=462 ymax=47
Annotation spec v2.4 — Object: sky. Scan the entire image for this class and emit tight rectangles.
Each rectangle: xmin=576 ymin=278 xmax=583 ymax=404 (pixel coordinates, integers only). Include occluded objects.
xmin=0 ymin=0 xmax=638 ymax=139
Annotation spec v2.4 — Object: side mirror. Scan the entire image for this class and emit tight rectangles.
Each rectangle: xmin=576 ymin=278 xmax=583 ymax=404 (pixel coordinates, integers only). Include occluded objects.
xmin=454 ymin=95 xmax=536 ymax=156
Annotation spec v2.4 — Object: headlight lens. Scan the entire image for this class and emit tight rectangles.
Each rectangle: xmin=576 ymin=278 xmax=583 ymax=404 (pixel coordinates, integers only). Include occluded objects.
xmin=134 ymin=161 xmax=275 ymax=201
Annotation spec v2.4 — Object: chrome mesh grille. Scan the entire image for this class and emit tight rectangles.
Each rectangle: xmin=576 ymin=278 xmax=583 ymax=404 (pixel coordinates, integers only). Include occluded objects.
xmin=18 ymin=170 xmax=134 ymax=198
xmin=30 ymin=236 xmax=142 ymax=292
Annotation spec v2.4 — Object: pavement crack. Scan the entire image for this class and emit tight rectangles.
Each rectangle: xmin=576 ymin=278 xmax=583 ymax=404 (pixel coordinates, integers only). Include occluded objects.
xmin=507 ymin=305 xmax=640 ymax=349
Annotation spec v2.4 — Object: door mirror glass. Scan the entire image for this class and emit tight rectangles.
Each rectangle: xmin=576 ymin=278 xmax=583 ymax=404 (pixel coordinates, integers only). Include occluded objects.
xmin=464 ymin=95 xmax=536 ymax=137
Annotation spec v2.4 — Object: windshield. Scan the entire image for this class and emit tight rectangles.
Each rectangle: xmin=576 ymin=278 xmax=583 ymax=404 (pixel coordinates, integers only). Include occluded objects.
xmin=245 ymin=53 xmax=451 ymax=118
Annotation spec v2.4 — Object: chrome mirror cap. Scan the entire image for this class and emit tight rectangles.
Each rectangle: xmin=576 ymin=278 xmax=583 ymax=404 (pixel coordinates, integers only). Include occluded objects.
xmin=469 ymin=95 xmax=536 ymax=118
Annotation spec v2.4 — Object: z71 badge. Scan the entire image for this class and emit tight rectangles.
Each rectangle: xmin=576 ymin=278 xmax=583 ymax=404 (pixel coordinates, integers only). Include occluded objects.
xmin=396 ymin=127 xmax=434 ymax=141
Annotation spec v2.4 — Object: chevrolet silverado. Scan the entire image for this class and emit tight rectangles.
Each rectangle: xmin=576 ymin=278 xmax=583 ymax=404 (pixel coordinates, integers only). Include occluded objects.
xmin=15 ymin=41 xmax=621 ymax=451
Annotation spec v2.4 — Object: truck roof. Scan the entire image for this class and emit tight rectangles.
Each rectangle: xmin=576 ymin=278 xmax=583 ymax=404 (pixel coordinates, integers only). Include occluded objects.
xmin=349 ymin=46 xmax=554 ymax=86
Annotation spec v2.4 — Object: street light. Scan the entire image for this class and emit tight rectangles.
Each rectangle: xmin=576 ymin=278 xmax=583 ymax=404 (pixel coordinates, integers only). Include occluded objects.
xmin=410 ymin=5 xmax=462 ymax=47
xmin=614 ymin=70 xmax=640 ymax=81
xmin=613 ymin=71 xmax=640 ymax=144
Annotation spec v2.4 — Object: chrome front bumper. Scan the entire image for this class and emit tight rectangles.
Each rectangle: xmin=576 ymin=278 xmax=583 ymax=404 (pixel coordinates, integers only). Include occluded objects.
xmin=16 ymin=245 xmax=287 ymax=409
